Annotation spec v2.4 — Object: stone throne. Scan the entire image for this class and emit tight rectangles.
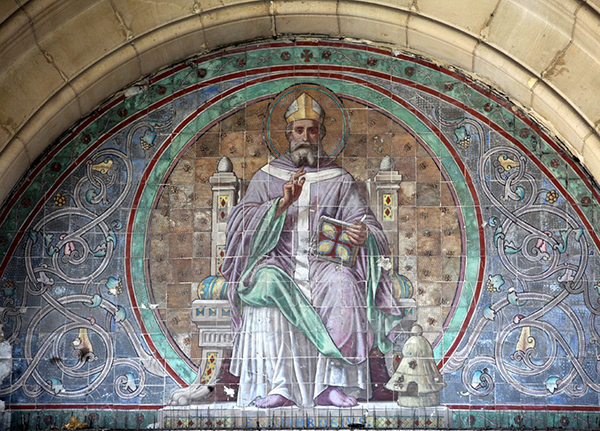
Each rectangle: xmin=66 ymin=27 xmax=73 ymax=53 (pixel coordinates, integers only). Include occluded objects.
xmin=168 ymin=156 xmax=417 ymax=405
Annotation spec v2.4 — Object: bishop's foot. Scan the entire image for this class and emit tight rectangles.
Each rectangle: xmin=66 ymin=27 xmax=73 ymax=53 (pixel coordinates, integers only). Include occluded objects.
xmin=254 ymin=394 xmax=295 ymax=408
xmin=316 ymin=387 xmax=357 ymax=407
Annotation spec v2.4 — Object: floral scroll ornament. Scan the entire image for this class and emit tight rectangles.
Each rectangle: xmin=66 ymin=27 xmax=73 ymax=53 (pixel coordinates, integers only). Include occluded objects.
xmin=438 ymin=112 xmax=599 ymax=399
xmin=0 ymin=120 xmax=171 ymax=401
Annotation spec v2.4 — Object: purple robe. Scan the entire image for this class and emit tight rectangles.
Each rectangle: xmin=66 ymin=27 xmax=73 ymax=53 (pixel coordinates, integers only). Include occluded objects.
xmin=221 ymin=155 xmax=404 ymax=363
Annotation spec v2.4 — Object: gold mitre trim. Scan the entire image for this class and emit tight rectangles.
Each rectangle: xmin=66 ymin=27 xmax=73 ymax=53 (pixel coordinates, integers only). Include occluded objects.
xmin=284 ymin=93 xmax=325 ymax=124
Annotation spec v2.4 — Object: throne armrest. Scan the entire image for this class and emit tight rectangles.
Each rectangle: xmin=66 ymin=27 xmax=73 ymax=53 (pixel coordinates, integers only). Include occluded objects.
xmin=191 ymin=276 xmax=232 ymax=348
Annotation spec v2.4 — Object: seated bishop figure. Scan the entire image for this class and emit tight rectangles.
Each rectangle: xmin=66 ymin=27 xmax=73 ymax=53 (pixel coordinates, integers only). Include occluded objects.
xmin=221 ymin=92 xmax=406 ymax=408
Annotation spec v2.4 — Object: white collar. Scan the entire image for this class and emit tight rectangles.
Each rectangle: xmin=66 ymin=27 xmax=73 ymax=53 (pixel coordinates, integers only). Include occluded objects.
xmin=261 ymin=164 xmax=346 ymax=183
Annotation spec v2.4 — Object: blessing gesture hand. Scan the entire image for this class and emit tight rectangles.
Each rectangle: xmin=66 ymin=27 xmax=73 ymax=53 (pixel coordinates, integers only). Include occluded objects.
xmin=276 ymin=168 xmax=306 ymax=217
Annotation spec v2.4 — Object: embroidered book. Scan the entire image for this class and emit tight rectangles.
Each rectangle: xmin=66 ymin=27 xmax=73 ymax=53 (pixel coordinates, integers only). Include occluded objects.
xmin=312 ymin=215 xmax=360 ymax=267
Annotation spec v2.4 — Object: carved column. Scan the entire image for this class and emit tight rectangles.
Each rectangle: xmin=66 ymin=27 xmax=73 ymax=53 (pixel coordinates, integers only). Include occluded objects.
xmin=208 ymin=157 xmax=239 ymax=275
xmin=170 ymin=158 xmax=238 ymax=406
xmin=371 ymin=156 xmax=403 ymax=269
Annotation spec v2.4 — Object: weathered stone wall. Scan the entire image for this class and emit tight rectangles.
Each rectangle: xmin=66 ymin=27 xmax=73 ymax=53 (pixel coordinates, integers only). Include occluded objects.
xmin=1 ymin=1 xmax=600 ymax=206
xmin=2 ymin=2 xmax=600 ymax=429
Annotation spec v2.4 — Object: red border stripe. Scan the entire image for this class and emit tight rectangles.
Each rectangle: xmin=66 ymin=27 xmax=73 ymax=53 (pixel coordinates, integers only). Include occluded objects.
xmin=125 ymin=69 xmax=485 ymax=383
xmin=1 ymin=41 xmax=598 ymax=410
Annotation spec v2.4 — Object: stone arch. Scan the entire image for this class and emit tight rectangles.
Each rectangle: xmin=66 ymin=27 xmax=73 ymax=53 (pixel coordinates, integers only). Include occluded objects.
xmin=1 ymin=0 xmax=600 ymax=206
xmin=1 ymin=5 xmax=600 ymax=425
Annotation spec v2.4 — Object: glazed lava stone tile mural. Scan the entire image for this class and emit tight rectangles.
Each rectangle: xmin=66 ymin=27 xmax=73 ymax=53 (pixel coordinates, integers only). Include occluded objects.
xmin=1 ymin=40 xmax=600 ymax=429
xmin=147 ymin=98 xmax=462 ymax=369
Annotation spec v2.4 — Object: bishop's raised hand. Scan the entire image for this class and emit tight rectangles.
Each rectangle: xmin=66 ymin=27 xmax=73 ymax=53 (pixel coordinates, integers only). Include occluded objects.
xmin=276 ymin=167 xmax=306 ymax=218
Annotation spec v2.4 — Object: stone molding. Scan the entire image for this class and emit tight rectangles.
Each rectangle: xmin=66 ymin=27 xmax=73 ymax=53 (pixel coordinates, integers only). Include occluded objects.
xmin=1 ymin=0 xmax=600 ymax=204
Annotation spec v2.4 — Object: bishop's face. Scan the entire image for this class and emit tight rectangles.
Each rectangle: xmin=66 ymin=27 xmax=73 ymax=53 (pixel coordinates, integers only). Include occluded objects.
xmin=288 ymin=119 xmax=324 ymax=167
xmin=288 ymin=119 xmax=321 ymax=150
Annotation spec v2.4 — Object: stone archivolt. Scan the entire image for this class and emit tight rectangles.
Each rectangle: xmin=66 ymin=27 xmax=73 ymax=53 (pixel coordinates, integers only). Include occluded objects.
xmin=1 ymin=0 xmax=600 ymax=206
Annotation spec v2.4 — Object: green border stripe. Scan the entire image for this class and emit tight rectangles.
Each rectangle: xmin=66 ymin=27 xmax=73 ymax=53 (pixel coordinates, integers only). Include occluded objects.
xmin=132 ymin=76 xmax=479 ymax=382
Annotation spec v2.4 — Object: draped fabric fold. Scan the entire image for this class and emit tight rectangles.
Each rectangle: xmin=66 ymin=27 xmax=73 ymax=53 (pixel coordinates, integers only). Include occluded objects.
xmin=221 ymin=155 xmax=405 ymax=363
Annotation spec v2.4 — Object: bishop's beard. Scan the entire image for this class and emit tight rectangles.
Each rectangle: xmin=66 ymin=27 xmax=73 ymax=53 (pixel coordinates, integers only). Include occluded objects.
xmin=289 ymin=143 xmax=325 ymax=168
